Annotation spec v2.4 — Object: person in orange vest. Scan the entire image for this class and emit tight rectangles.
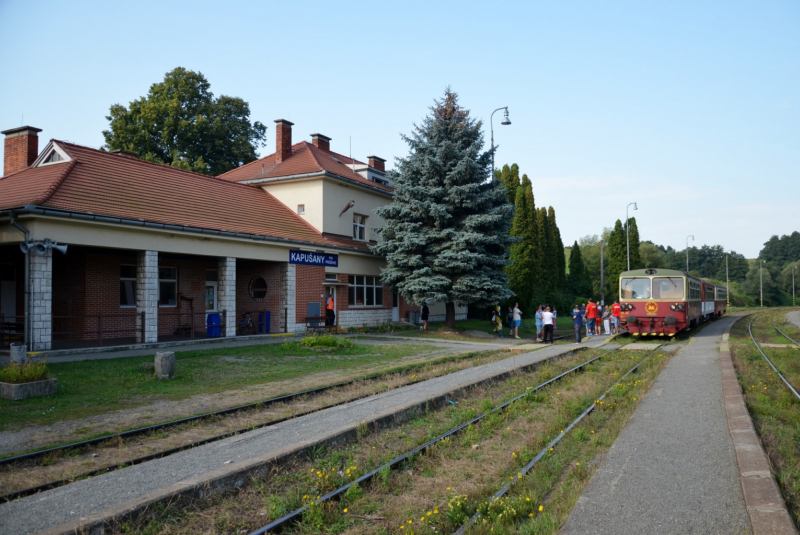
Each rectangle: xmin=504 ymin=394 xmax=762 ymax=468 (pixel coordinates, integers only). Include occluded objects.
xmin=325 ymin=295 xmax=335 ymax=327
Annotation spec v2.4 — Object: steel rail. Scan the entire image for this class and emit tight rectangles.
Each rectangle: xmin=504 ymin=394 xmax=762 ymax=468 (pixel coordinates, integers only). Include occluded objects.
xmin=0 ymin=347 xmax=506 ymax=469
xmin=453 ymin=352 xmax=652 ymax=534
xmin=749 ymin=316 xmax=800 ymax=402
xmin=1 ymin=347 xmax=519 ymax=502
xmin=248 ymin=347 xmax=621 ymax=535
xmin=771 ymin=319 xmax=800 ymax=347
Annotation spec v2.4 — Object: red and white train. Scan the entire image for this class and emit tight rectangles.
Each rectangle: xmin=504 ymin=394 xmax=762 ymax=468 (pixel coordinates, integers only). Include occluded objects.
xmin=618 ymin=268 xmax=727 ymax=337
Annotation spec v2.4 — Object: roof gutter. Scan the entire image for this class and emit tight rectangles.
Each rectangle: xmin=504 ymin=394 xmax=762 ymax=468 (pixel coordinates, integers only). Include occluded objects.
xmin=241 ymin=170 xmax=394 ymax=197
xmin=0 ymin=205 xmax=375 ymax=256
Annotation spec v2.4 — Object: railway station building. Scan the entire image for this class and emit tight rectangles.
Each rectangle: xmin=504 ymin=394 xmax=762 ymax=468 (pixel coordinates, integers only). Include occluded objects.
xmin=0 ymin=122 xmax=465 ymax=352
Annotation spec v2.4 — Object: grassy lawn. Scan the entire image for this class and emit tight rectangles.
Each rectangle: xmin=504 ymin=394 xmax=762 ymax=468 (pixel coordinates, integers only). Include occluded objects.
xmin=0 ymin=340 xmax=438 ymax=432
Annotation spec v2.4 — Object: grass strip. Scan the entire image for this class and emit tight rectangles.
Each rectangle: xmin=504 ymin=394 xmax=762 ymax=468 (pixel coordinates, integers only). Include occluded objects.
xmin=731 ymin=317 xmax=800 ymax=528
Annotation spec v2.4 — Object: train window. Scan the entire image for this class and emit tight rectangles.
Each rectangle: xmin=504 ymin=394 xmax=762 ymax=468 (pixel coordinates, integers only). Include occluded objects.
xmin=620 ymin=278 xmax=651 ymax=299
xmin=652 ymin=277 xmax=684 ymax=299
xmin=688 ymin=282 xmax=701 ymax=300
xmin=705 ymin=286 xmax=714 ymax=299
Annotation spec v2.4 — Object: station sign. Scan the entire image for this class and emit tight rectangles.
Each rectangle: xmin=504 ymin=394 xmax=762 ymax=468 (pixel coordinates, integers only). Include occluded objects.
xmin=289 ymin=250 xmax=339 ymax=267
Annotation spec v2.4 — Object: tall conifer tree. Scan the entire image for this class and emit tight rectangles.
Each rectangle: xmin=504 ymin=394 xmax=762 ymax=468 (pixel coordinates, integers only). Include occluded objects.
xmin=607 ymin=219 xmax=627 ymax=300
xmin=626 ymin=217 xmax=642 ymax=269
xmin=495 ymin=163 xmax=520 ymax=205
xmin=507 ymin=174 xmax=536 ymax=309
xmin=372 ymin=89 xmax=514 ymax=328
xmin=548 ymin=207 xmax=567 ymax=290
xmin=568 ymin=241 xmax=592 ymax=298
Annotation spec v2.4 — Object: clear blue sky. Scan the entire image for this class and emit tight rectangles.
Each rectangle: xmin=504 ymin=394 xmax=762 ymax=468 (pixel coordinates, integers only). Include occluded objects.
xmin=1 ymin=0 xmax=798 ymax=258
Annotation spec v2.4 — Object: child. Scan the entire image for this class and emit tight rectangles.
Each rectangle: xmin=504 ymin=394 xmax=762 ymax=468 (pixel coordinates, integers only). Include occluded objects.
xmin=492 ymin=305 xmax=504 ymax=337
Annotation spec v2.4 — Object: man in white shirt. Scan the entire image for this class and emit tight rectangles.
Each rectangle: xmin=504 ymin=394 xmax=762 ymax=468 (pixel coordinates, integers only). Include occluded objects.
xmin=512 ymin=303 xmax=522 ymax=339
xmin=542 ymin=306 xmax=555 ymax=344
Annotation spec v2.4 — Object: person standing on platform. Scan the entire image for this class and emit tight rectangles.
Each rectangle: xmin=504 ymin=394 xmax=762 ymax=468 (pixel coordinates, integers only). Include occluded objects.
xmin=542 ymin=306 xmax=555 ymax=343
xmin=421 ymin=303 xmax=429 ymax=331
xmin=492 ymin=305 xmax=504 ymax=337
xmin=512 ymin=303 xmax=522 ymax=339
xmin=612 ymin=300 xmax=621 ymax=334
xmin=326 ymin=294 xmax=335 ymax=327
xmin=594 ymin=303 xmax=603 ymax=335
xmin=572 ymin=304 xmax=584 ymax=343
xmin=603 ymin=305 xmax=612 ymax=335
xmin=585 ymin=298 xmax=597 ymax=337
xmin=535 ymin=305 xmax=544 ymax=342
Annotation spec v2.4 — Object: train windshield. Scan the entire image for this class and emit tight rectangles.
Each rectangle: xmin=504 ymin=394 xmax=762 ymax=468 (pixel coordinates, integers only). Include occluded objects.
xmin=620 ymin=278 xmax=651 ymax=299
xmin=652 ymin=277 xmax=684 ymax=299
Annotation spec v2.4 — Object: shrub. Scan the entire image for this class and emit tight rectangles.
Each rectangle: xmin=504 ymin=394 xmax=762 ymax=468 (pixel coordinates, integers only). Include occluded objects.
xmin=299 ymin=334 xmax=355 ymax=350
xmin=0 ymin=360 xmax=48 ymax=383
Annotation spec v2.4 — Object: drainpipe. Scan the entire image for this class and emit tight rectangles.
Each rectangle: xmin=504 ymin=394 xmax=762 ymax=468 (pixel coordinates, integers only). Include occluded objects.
xmin=8 ymin=212 xmax=30 ymax=349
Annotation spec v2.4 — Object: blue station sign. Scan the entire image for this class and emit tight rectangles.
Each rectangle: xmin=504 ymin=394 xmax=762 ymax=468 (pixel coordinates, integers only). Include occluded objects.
xmin=289 ymin=250 xmax=339 ymax=267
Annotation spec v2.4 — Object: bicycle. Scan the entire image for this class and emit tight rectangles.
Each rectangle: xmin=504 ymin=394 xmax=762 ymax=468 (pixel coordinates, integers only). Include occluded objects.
xmin=238 ymin=312 xmax=254 ymax=336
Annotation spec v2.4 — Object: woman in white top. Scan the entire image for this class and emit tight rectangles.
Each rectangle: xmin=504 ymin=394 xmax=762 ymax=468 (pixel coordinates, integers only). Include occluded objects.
xmin=541 ymin=307 xmax=555 ymax=344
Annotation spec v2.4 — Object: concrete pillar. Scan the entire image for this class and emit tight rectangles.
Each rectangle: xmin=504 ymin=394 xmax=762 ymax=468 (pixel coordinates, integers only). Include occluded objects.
xmin=136 ymin=251 xmax=158 ymax=343
xmin=29 ymin=250 xmax=52 ymax=351
xmin=280 ymin=263 xmax=297 ymax=333
xmin=218 ymin=257 xmax=236 ymax=337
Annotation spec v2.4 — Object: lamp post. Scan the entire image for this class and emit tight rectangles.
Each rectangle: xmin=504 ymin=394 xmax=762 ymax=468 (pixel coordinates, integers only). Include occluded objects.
xmin=685 ymin=235 xmax=694 ymax=273
xmin=793 ymin=265 xmax=797 ymax=307
xmin=725 ymin=254 xmax=730 ymax=307
xmin=600 ymin=240 xmax=607 ymax=305
xmin=760 ymin=260 xmax=764 ymax=307
xmin=625 ymin=202 xmax=637 ymax=271
xmin=490 ymin=107 xmax=511 ymax=182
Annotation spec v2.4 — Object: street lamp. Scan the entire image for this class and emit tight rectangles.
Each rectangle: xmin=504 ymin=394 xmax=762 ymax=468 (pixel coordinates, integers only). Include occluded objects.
xmin=626 ymin=202 xmax=637 ymax=271
xmin=725 ymin=254 xmax=730 ymax=307
xmin=685 ymin=235 xmax=694 ymax=273
xmin=600 ymin=240 xmax=608 ymax=305
xmin=490 ymin=107 xmax=511 ymax=182
xmin=793 ymin=264 xmax=797 ymax=307
xmin=760 ymin=260 xmax=765 ymax=307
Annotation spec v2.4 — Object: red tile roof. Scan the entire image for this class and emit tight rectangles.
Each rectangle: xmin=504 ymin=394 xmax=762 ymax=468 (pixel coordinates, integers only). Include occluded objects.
xmin=0 ymin=141 xmax=370 ymax=250
xmin=218 ymin=141 xmax=393 ymax=193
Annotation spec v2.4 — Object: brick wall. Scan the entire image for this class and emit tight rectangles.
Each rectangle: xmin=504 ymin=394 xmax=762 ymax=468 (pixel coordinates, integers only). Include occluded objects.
xmin=236 ymin=260 xmax=282 ymax=333
xmin=295 ymin=264 xmax=326 ymax=324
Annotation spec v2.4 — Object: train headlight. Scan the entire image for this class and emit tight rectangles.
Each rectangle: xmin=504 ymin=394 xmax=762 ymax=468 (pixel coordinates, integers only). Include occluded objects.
xmin=677 ymin=304 xmax=685 ymax=311
xmin=670 ymin=304 xmax=676 ymax=311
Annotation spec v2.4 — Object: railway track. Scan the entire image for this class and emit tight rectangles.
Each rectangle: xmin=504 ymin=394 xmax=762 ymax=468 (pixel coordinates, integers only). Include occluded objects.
xmin=248 ymin=346 xmax=644 ymax=534
xmin=747 ymin=315 xmax=800 ymax=402
xmin=1 ymin=334 xmax=576 ymax=503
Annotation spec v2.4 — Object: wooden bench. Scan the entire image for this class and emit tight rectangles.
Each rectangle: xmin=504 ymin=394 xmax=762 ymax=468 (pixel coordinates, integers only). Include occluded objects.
xmin=304 ymin=316 xmax=337 ymax=333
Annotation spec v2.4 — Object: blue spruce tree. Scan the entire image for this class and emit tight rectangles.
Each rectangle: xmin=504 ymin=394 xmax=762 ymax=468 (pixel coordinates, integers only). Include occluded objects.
xmin=372 ymin=89 xmax=514 ymax=329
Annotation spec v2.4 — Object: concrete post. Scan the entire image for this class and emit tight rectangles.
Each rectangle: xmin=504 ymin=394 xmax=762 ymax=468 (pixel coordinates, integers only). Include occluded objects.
xmin=29 ymin=250 xmax=52 ymax=351
xmin=154 ymin=351 xmax=175 ymax=379
xmin=136 ymin=251 xmax=159 ymax=343
xmin=218 ymin=257 xmax=236 ymax=337
xmin=280 ymin=263 xmax=297 ymax=333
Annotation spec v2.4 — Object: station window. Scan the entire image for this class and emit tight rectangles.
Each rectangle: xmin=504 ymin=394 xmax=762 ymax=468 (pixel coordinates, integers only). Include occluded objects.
xmin=158 ymin=267 xmax=178 ymax=307
xmin=348 ymin=275 xmax=383 ymax=306
xmin=249 ymin=277 xmax=267 ymax=299
xmin=297 ymin=204 xmax=305 ymax=215
xmin=353 ymin=214 xmax=367 ymax=241
xmin=325 ymin=273 xmax=338 ymax=282
xmin=120 ymin=265 xmax=137 ymax=308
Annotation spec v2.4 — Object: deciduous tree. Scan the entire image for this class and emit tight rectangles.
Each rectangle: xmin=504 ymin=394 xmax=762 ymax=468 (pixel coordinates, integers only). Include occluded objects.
xmin=103 ymin=67 xmax=267 ymax=176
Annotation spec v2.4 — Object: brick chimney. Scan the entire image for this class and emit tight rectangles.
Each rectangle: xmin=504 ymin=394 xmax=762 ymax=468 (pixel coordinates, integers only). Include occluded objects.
xmin=2 ymin=126 xmax=42 ymax=176
xmin=310 ymin=133 xmax=331 ymax=152
xmin=274 ymin=119 xmax=293 ymax=163
xmin=367 ymin=156 xmax=385 ymax=172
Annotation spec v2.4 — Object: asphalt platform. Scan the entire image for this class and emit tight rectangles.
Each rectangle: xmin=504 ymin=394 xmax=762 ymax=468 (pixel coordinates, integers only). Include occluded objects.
xmin=561 ymin=317 xmax=753 ymax=535
xmin=0 ymin=336 xmax=613 ymax=534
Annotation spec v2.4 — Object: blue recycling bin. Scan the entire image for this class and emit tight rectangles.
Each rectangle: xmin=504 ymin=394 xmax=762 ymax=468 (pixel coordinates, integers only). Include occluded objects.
xmin=206 ymin=313 xmax=221 ymax=338
xmin=258 ymin=311 xmax=271 ymax=333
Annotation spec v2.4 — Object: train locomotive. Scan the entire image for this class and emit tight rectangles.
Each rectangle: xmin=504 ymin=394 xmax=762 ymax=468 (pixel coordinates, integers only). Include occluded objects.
xmin=618 ymin=268 xmax=727 ymax=337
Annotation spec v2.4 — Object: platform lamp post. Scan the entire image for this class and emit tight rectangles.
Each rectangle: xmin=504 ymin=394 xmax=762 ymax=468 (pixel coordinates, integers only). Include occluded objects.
xmin=600 ymin=240 xmax=607 ymax=305
xmin=760 ymin=260 xmax=764 ymax=307
xmin=490 ymin=107 xmax=511 ymax=182
xmin=793 ymin=265 xmax=797 ymax=307
xmin=626 ymin=202 xmax=637 ymax=270
xmin=685 ymin=235 xmax=694 ymax=273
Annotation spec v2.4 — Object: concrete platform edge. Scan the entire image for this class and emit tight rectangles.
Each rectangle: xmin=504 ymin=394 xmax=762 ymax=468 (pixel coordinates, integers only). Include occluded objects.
xmin=720 ymin=317 xmax=798 ymax=535
xmin=37 ymin=346 xmax=590 ymax=535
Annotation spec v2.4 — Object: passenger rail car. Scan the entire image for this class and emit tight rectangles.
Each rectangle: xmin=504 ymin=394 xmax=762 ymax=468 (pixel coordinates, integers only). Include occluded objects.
xmin=618 ymin=268 xmax=726 ymax=337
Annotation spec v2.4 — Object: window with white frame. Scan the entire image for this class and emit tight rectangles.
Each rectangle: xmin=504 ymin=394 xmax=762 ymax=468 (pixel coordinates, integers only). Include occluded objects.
xmin=158 ymin=267 xmax=178 ymax=307
xmin=120 ymin=265 xmax=137 ymax=308
xmin=325 ymin=273 xmax=338 ymax=282
xmin=353 ymin=214 xmax=367 ymax=241
xmin=297 ymin=204 xmax=305 ymax=215
xmin=348 ymin=275 xmax=383 ymax=306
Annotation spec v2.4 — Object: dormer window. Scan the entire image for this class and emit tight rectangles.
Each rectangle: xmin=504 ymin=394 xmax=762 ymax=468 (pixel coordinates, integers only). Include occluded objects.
xmin=44 ymin=151 xmax=63 ymax=164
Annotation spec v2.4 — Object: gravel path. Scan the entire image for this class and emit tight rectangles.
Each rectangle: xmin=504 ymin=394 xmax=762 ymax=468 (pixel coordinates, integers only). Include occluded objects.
xmin=787 ymin=310 xmax=800 ymax=331
xmin=560 ymin=317 xmax=751 ymax=535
